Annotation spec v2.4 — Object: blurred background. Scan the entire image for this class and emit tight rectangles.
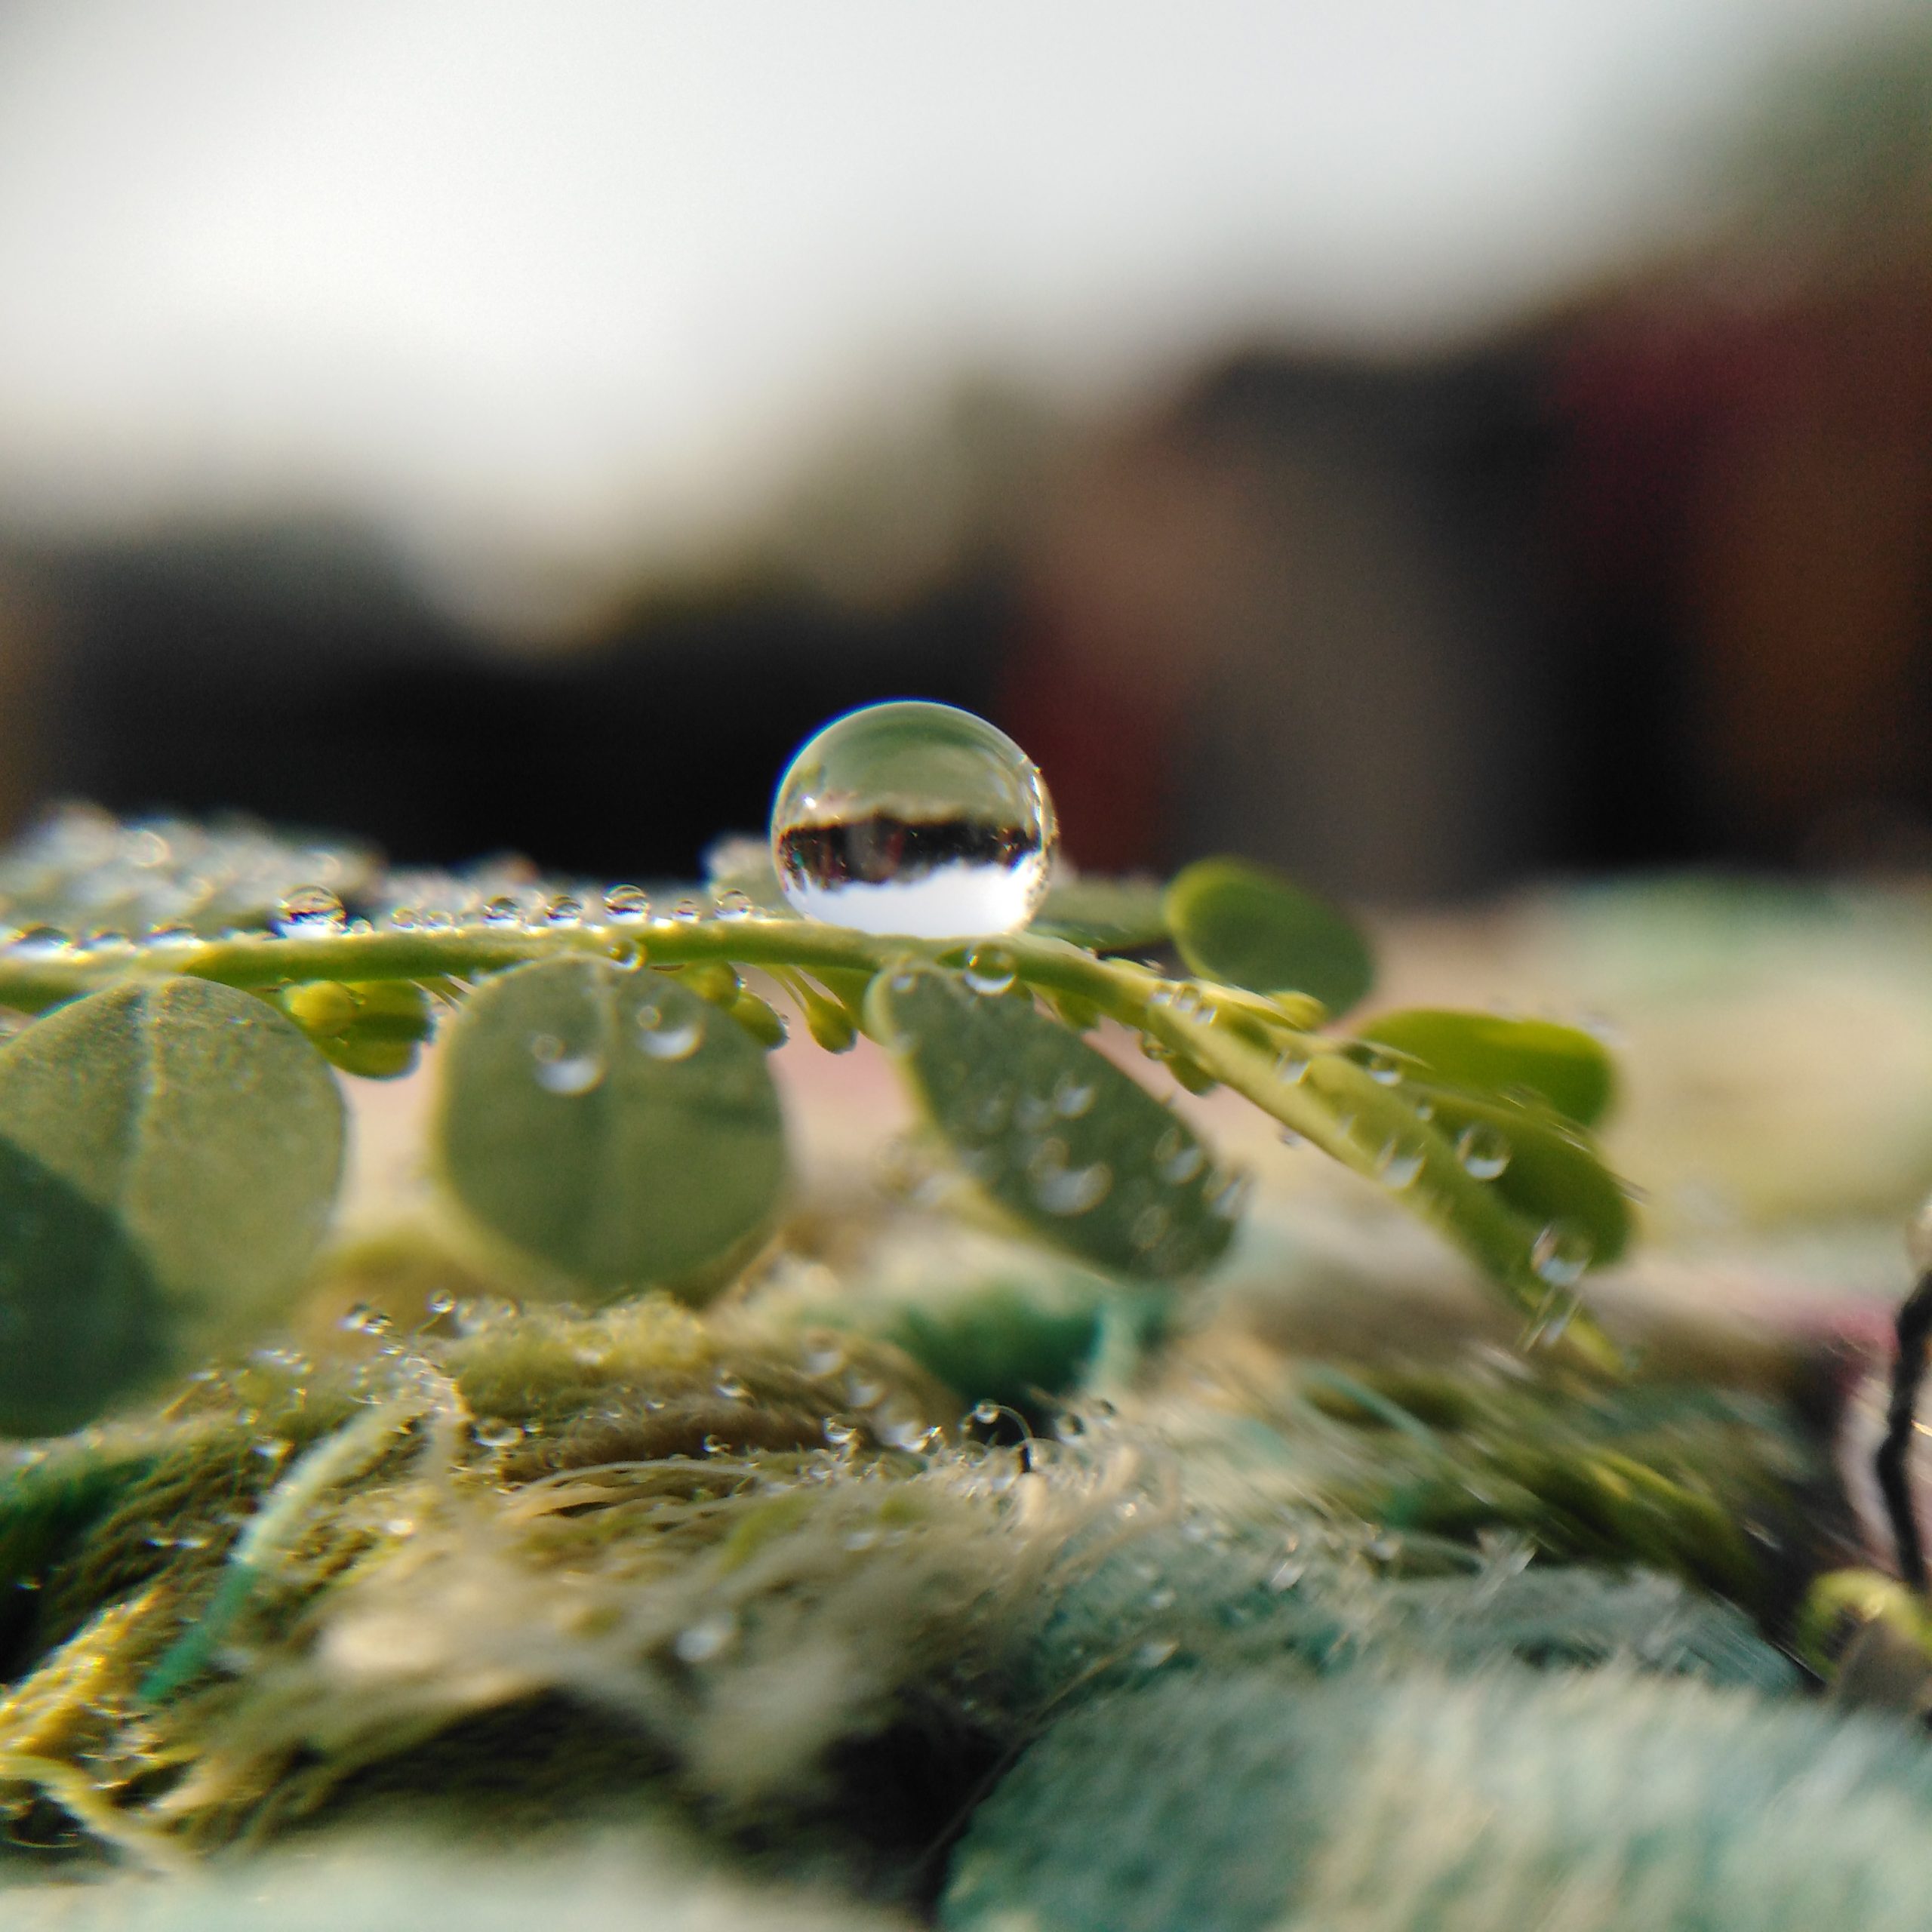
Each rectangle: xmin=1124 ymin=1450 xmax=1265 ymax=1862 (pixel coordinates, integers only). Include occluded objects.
xmin=0 ymin=0 xmax=1930 ymax=901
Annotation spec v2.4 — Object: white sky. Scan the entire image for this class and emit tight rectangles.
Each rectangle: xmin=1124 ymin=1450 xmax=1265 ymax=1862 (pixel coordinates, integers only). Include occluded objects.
xmin=0 ymin=0 xmax=1902 ymax=618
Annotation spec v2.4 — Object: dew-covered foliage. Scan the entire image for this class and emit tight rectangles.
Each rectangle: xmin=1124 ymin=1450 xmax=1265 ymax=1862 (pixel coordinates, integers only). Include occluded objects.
xmin=0 ymin=715 xmax=1894 ymax=1927
xmin=0 ymin=777 xmax=1633 ymax=1425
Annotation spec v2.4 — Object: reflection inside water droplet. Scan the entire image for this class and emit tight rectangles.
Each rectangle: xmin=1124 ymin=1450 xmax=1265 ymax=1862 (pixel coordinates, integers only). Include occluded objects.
xmin=770 ymin=700 xmax=1056 ymax=937
xmin=276 ymin=885 xmax=345 ymax=937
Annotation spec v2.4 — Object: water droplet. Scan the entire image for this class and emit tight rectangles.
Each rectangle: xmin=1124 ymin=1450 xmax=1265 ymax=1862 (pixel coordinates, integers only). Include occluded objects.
xmin=528 ymin=1032 xmax=605 ymax=1094
xmin=1455 ymin=1122 xmax=1512 ymax=1181
xmin=635 ymin=1003 xmax=703 ymax=1060
xmin=8 ymin=926 xmax=71 ymax=959
xmin=1155 ymin=1137 xmax=1206 ymax=1185
xmin=275 ymin=886 xmax=345 ymax=937
xmin=472 ymin=1417 xmax=524 ymax=1450
xmin=769 ymin=700 xmax=1056 ymax=937
xmin=543 ymin=894 xmax=584 ymax=928
xmin=700 ymin=1433 xmax=729 ymax=1457
xmin=961 ymin=944 xmax=1017 ymax=996
xmin=713 ymin=1375 xmax=749 ymax=1401
xmin=537 ymin=1051 xmax=605 ymax=1094
xmin=1374 ymin=1137 xmax=1426 ymax=1189
xmin=604 ymin=884 xmax=651 ymax=924
xmin=1205 ymin=1170 xmax=1252 ymax=1220
xmin=1052 ymin=1075 xmax=1095 ymax=1118
xmin=970 ymin=1400 xmax=1002 ymax=1426
xmin=1275 ymin=1048 xmax=1311 ymax=1085
xmin=713 ymin=888 xmax=755 ymax=921
xmin=823 ymin=1419 xmax=860 ymax=1452
xmin=1530 ymin=1222 xmax=1592 ymax=1289
xmin=1362 ymin=1051 xmax=1403 ymax=1086
xmin=1132 ymin=1203 xmax=1171 ymax=1250
xmin=341 ymin=1303 xmax=393 ymax=1337
xmin=1032 ymin=1153 xmax=1112 ymax=1216
xmin=672 ymin=898 xmax=702 ymax=924
xmin=144 ymin=923 xmax=198 ymax=949
xmin=481 ymin=896 xmax=522 ymax=927
xmin=1134 ymin=1638 xmax=1178 ymax=1670
xmin=674 ymin=1612 xmax=737 ymax=1663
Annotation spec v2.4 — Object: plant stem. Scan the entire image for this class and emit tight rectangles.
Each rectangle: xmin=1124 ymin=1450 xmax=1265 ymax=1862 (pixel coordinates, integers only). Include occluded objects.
xmin=1878 ymin=1270 xmax=1932 ymax=1593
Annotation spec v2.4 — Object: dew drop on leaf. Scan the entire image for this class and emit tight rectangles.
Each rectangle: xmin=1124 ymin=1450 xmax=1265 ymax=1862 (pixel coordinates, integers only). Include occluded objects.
xmin=1456 ymin=1121 xmax=1512 ymax=1181
xmin=635 ymin=1003 xmax=703 ymax=1061
xmin=535 ymin=1049 xmax=605 ymax=1095
xmin=713 ymin=888 xmax=754 ymax=921
xmin=1052 ymin=1074 xmax=1095 ymax=1118
xmin=1374 ymin=1137 xmax=1426 ymax=1189
xmin=962 ymin=944 xmax=1018 ymax=996
xmin=1531 ymin=1221 xmax=1592 ymax=1288
xmin=1156 ymin=1137 xmax=1206 ymax=1185
xmin=769 ymin=700 xmax=1056 ymax=937
xmin=481 ymin=896 xmax=522 ymax=927
xmin=603 ymin=884 xmax=651 ymax=924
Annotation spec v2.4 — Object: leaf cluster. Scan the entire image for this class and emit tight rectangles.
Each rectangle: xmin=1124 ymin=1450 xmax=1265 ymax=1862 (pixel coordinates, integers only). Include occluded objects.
xmin=0 ymin=826 xmax=1634 ymax=1430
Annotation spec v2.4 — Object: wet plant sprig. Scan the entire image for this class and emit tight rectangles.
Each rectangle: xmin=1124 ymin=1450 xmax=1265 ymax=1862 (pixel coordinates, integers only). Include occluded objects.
xmin=0 ymin=831 xmax=1634 ymax=1434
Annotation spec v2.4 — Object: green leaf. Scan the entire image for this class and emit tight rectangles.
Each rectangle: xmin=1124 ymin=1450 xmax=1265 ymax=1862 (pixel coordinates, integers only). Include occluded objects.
xmin=1407 ymin=1087 xmax=1632 ymax=1275
xmin=1165 ymin=859 xmax=1374 ymax=1015
xmin=1131 ymin=1001 xmax=1630 ymax=1365
xmin=1354 ymin=1009 xmax=1617 ymax=1128
xmin=869 ymin=963 xmax=1235 ymax=1280
xmin=1033 ymin=875 xmax=1170 ymax=952
xmin=434 ymin=957 xmax=786 ymax=1298
xmin=0 ymin=976 xmax=346 ymax=1429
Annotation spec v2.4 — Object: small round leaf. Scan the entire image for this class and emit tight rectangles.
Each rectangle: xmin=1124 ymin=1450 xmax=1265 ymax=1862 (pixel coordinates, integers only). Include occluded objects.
xmin=1355 ymin=1008 xmax=1616 ymax=1128
xmin=870 ymin=963 xmax=1235 ymax=1280
xmin=0 ymin=976 xmax=346 ymax=1429
xmin=434 ymin=958 xmax=786 ymax=1297
xmin=1166 ymin=859 xmax=1374 ymax=1015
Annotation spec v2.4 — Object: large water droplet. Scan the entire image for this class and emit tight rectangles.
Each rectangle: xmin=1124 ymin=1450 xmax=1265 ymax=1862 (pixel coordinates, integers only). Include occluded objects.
xmin=1456 ymin=1121 xmax=1512 ymax=1181
xmin=531 ymin=1035 xmax=605 ymax=1094
xmin=769 ymin=700 xmax=1056 ymax=937
xmin=276 ymin=885 xmax=346 ymax=937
